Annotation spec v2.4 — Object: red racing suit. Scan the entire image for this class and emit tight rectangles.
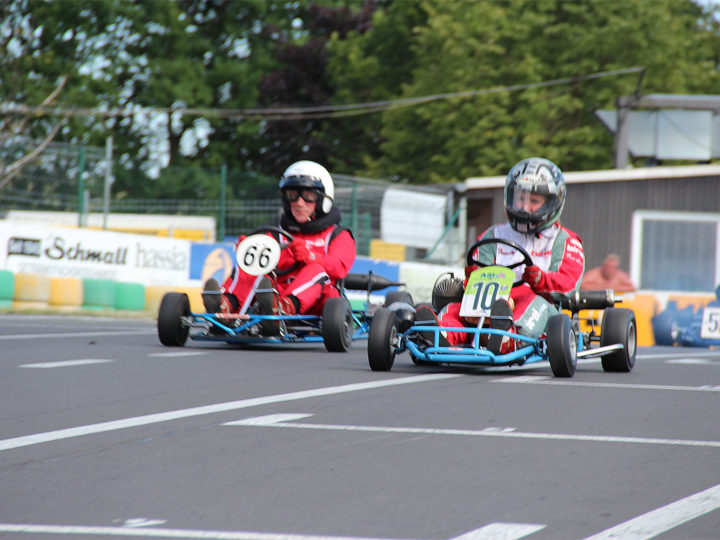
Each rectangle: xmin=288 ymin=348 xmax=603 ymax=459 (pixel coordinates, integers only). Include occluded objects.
xmin=222 ymin=218 xmax=356 ymax=316
xmin=439 ymin=221 xmax=585 ymax=343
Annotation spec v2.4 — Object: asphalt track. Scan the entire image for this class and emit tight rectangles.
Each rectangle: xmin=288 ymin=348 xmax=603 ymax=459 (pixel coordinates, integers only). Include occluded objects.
xmin=0 ymin=313 xmax=718 ymax=540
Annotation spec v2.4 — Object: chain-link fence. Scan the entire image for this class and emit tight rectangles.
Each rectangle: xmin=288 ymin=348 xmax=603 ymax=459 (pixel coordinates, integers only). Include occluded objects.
xmin=1 ymin=140 xmax=465 ymax=263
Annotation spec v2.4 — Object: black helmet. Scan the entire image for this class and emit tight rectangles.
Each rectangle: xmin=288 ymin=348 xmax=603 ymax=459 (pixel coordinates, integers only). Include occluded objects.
xmin=504 ymin=157 xmax=566 ymax=234
xmin=279 ymin=160 xmax=334 ymax=217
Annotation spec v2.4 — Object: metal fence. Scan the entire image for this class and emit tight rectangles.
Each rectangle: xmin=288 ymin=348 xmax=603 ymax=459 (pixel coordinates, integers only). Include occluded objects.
xmin=1 ymin=141 xmax=463 ymax=262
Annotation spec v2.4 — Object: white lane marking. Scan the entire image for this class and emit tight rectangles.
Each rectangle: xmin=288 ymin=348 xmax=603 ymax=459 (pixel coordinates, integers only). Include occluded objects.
xmin=18 ymin=359 xmax=113 ymax=369
xmin=0 ymin=522 xmax=545 ymax=539
xmin=232 ymin=413 xmax=312 ymax=425
xmin=225 ymin=414 xmax=720 ymax=449
xmin=122 ymin=518 xmax=167 ymax=528
xmin=449 ymin=523 xmax=545 ymax=540
xmin=665 ymin=358 xmax=715 ymax=365
xmin=0 ymin=523 xmax=410 ymax=539
xmin=0 ymin=374 xmax=459 ymax=452
xmin=493 ymin=375 xmax=720 ymax=392
xmin=0 ymin=330 xmax=155 ymax=340
xmin=582 ymin=483 xmax=720 ymax=540
xmin=148 ymin=351 xmax=207 ymax=357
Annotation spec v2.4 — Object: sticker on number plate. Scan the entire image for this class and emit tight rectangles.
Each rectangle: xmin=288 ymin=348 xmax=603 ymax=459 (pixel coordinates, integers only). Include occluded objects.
xmin=459 ymin=266 xmax=514 ymax=318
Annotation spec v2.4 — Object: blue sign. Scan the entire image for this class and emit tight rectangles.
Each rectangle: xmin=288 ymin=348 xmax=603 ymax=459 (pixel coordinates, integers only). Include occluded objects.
xmin=190 ymin=243 xmax=235 ymax=284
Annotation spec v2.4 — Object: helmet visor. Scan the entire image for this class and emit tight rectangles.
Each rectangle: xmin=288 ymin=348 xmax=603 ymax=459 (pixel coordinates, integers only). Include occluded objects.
xmin=283 ymin=188 xmax=320 ymax=203
xmin=510 ymin=188 xmax=549 ymax=215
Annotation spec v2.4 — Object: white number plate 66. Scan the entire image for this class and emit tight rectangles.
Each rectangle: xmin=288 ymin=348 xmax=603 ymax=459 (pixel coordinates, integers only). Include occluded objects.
xmin=235 ymin=234 xmax=281 ymax=276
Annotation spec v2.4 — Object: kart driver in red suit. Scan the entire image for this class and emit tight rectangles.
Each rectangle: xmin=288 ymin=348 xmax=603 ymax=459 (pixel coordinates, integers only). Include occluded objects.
xmin=416 ymin=157 xmax=585 ymax=354
xmin=208 ymin=161 xmax=356 ymax=328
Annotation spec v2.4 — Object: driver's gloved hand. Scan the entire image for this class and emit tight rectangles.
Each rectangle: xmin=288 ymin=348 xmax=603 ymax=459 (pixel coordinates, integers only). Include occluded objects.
xmin=289 ymin=239 xmax=316 ymax=264
xmin=522 ymin=265 xmax=546 ymax=291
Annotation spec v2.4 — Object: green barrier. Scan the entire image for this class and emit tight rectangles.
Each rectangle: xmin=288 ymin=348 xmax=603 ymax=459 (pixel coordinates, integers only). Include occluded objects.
xmin=114 ymin=281 xmax=146 ymax=311
xmin=348 ymin=298 xmax=366 ymax=311
xmin=0 ymin=270 xmax=13 ymax=308
xmin=82 ymin=279 xmax=117 ymax=310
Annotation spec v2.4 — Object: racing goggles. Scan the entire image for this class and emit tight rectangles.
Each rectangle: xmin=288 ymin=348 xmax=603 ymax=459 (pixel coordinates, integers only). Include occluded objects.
xmin=283 ymin=188 xmax=320 ymax=203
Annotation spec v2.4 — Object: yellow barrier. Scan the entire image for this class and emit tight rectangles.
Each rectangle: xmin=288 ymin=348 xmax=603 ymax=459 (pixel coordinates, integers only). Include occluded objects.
xmin=617 ymin=293 xmax=659 ymax=347
xmin=85 ymin=226 xmax=211 ymax=241
xmin=569 ymin=293 xmax=659 ymax=347
xmin=49 ymin=276 xmax=83 ymax=310
xmin=13 ymin=273 xmax=51 ymax=310
xmin=146 ymin=285 xmax=203 ymax=316
xmin=664 ymin=293 xmax=715 ymax=312
xmin=370 ymin=240 xmax=406 ymax=261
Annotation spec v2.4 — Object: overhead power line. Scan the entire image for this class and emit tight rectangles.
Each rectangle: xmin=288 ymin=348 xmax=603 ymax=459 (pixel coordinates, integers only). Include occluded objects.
xmin=0 ymin=66 xmax=644 ymax=121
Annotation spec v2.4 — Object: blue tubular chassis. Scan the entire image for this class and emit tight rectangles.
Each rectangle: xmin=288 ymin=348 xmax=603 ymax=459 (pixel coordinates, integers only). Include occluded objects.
xmin=157 ymin=271 xmax=407 ymax=352
xmin=405 ymin=325 xmax=546 ymax=367
xmin=368 ymin=238 xmax=638 ymax=377
xmin=185 ymin=310 xmax=369 ymax=346
xmin=368 ymin=289 xmax=638 ymax=377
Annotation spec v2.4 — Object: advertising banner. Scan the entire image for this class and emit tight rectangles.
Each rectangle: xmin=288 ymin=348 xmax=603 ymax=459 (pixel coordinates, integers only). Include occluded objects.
xmin=0 ymin=222 xmax=192 ymax=285
xmin=189 ymin=243 xmax=236 ymax=286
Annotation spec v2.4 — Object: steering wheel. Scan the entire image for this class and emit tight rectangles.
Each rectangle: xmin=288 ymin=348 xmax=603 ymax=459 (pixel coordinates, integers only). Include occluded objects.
xmin=249 ymin=225 xmax=295 ymax=245
xmin=466 ymin=238 xmax=533 ymax=287
xmin=240 ymin=226 xmax=296 ymax=276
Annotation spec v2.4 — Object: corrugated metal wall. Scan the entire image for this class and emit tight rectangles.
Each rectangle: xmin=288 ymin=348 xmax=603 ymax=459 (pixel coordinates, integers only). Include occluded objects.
xmin=563 ymin=174 xmax=720 ymax=271
xmin=467 ymin=171 xmax=720 ymax=276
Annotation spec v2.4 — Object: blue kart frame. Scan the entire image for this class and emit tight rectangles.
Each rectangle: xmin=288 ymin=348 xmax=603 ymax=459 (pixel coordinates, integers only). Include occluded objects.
xmin=157 ymin=271 xmax=410 ymax=352
xmin=368 ymin=238 xmax=638 ymax=377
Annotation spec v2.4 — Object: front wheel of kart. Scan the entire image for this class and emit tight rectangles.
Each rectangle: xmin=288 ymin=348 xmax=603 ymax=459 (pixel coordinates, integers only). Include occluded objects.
xmin=368 ymin=307 xmax=397 ymax=371
xmin=384 ymin=291 xmax=414 ymax=307
xmin=547 ymin=313 xmax=577 ymax=377
xmin=322 ymin=297 xmax=354 ymax=352
xmin=157 ymin=292 xmax=190 ymax=346
xmin=600 ymin=308 xmax=637 ymax=372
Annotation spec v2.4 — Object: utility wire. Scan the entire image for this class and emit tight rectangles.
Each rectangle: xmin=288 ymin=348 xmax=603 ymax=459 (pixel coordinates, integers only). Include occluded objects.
xmin=0 ymin=67 xmax=644 ymax=121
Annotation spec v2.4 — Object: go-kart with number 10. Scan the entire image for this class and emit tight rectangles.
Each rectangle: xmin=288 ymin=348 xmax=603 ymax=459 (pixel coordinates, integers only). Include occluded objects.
xmin=368 ymin=238 xmax=637 ymax=377
xmin=158 ymin=226 xmax=408 ymax=351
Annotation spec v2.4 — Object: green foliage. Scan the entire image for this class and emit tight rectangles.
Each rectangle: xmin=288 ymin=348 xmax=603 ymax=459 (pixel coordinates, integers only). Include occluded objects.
xmin=353 ymin=0 xmax=720 ymax=182
xmin=1 ymin=0 xmax=718 ymax=201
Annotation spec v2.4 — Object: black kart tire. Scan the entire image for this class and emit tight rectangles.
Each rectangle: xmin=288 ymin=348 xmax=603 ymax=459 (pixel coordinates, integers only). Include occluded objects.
xmin=368 ymin=307 xmax=397 ymax=371
xmin=600 ymin=308 xmax=637 ymax=372
xmin=158 ymin=292 xmax=190 ymax=346
xmin=322 ymin=297 xmax=354 ymax=352
xmin=384 ymin=291 xmax=414 ymax=307
xmin=547 ymin=313 xmax=577 ymax=377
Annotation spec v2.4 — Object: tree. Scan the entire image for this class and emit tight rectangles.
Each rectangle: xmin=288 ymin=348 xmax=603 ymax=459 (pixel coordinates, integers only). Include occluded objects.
xmin=327 ymin=0 xmax=720 ymax=183
xmin=1 ymin=0 xmax=718 ymax=205
xmin=248 ymin=0 xmax=381 ymax=177
xmin=323 ymin=0 xmax=426 ymax=176
xmin=0 ymin=77 xmax=66 ymax=188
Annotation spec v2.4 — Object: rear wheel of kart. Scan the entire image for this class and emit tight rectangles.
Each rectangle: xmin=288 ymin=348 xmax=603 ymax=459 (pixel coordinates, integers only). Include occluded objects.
xmin=600 ymin=308 xmax=637 ymax=372
xmin=322 ymin=297 xmax=353 ymax=352
xmin=384 ymin=291 xmax=414 ymax=307
xmin=157 ymin=292 xmax=190 ymax=347
xmin=547 ymin=313 xmax=577 ymax=377
xmin=368 ymin=307 xmax=397 ymax=371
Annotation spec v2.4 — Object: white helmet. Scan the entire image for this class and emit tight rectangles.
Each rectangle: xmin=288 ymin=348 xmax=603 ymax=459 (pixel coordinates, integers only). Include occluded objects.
xmin=279 ymin=160 xmax=334 ymax=215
